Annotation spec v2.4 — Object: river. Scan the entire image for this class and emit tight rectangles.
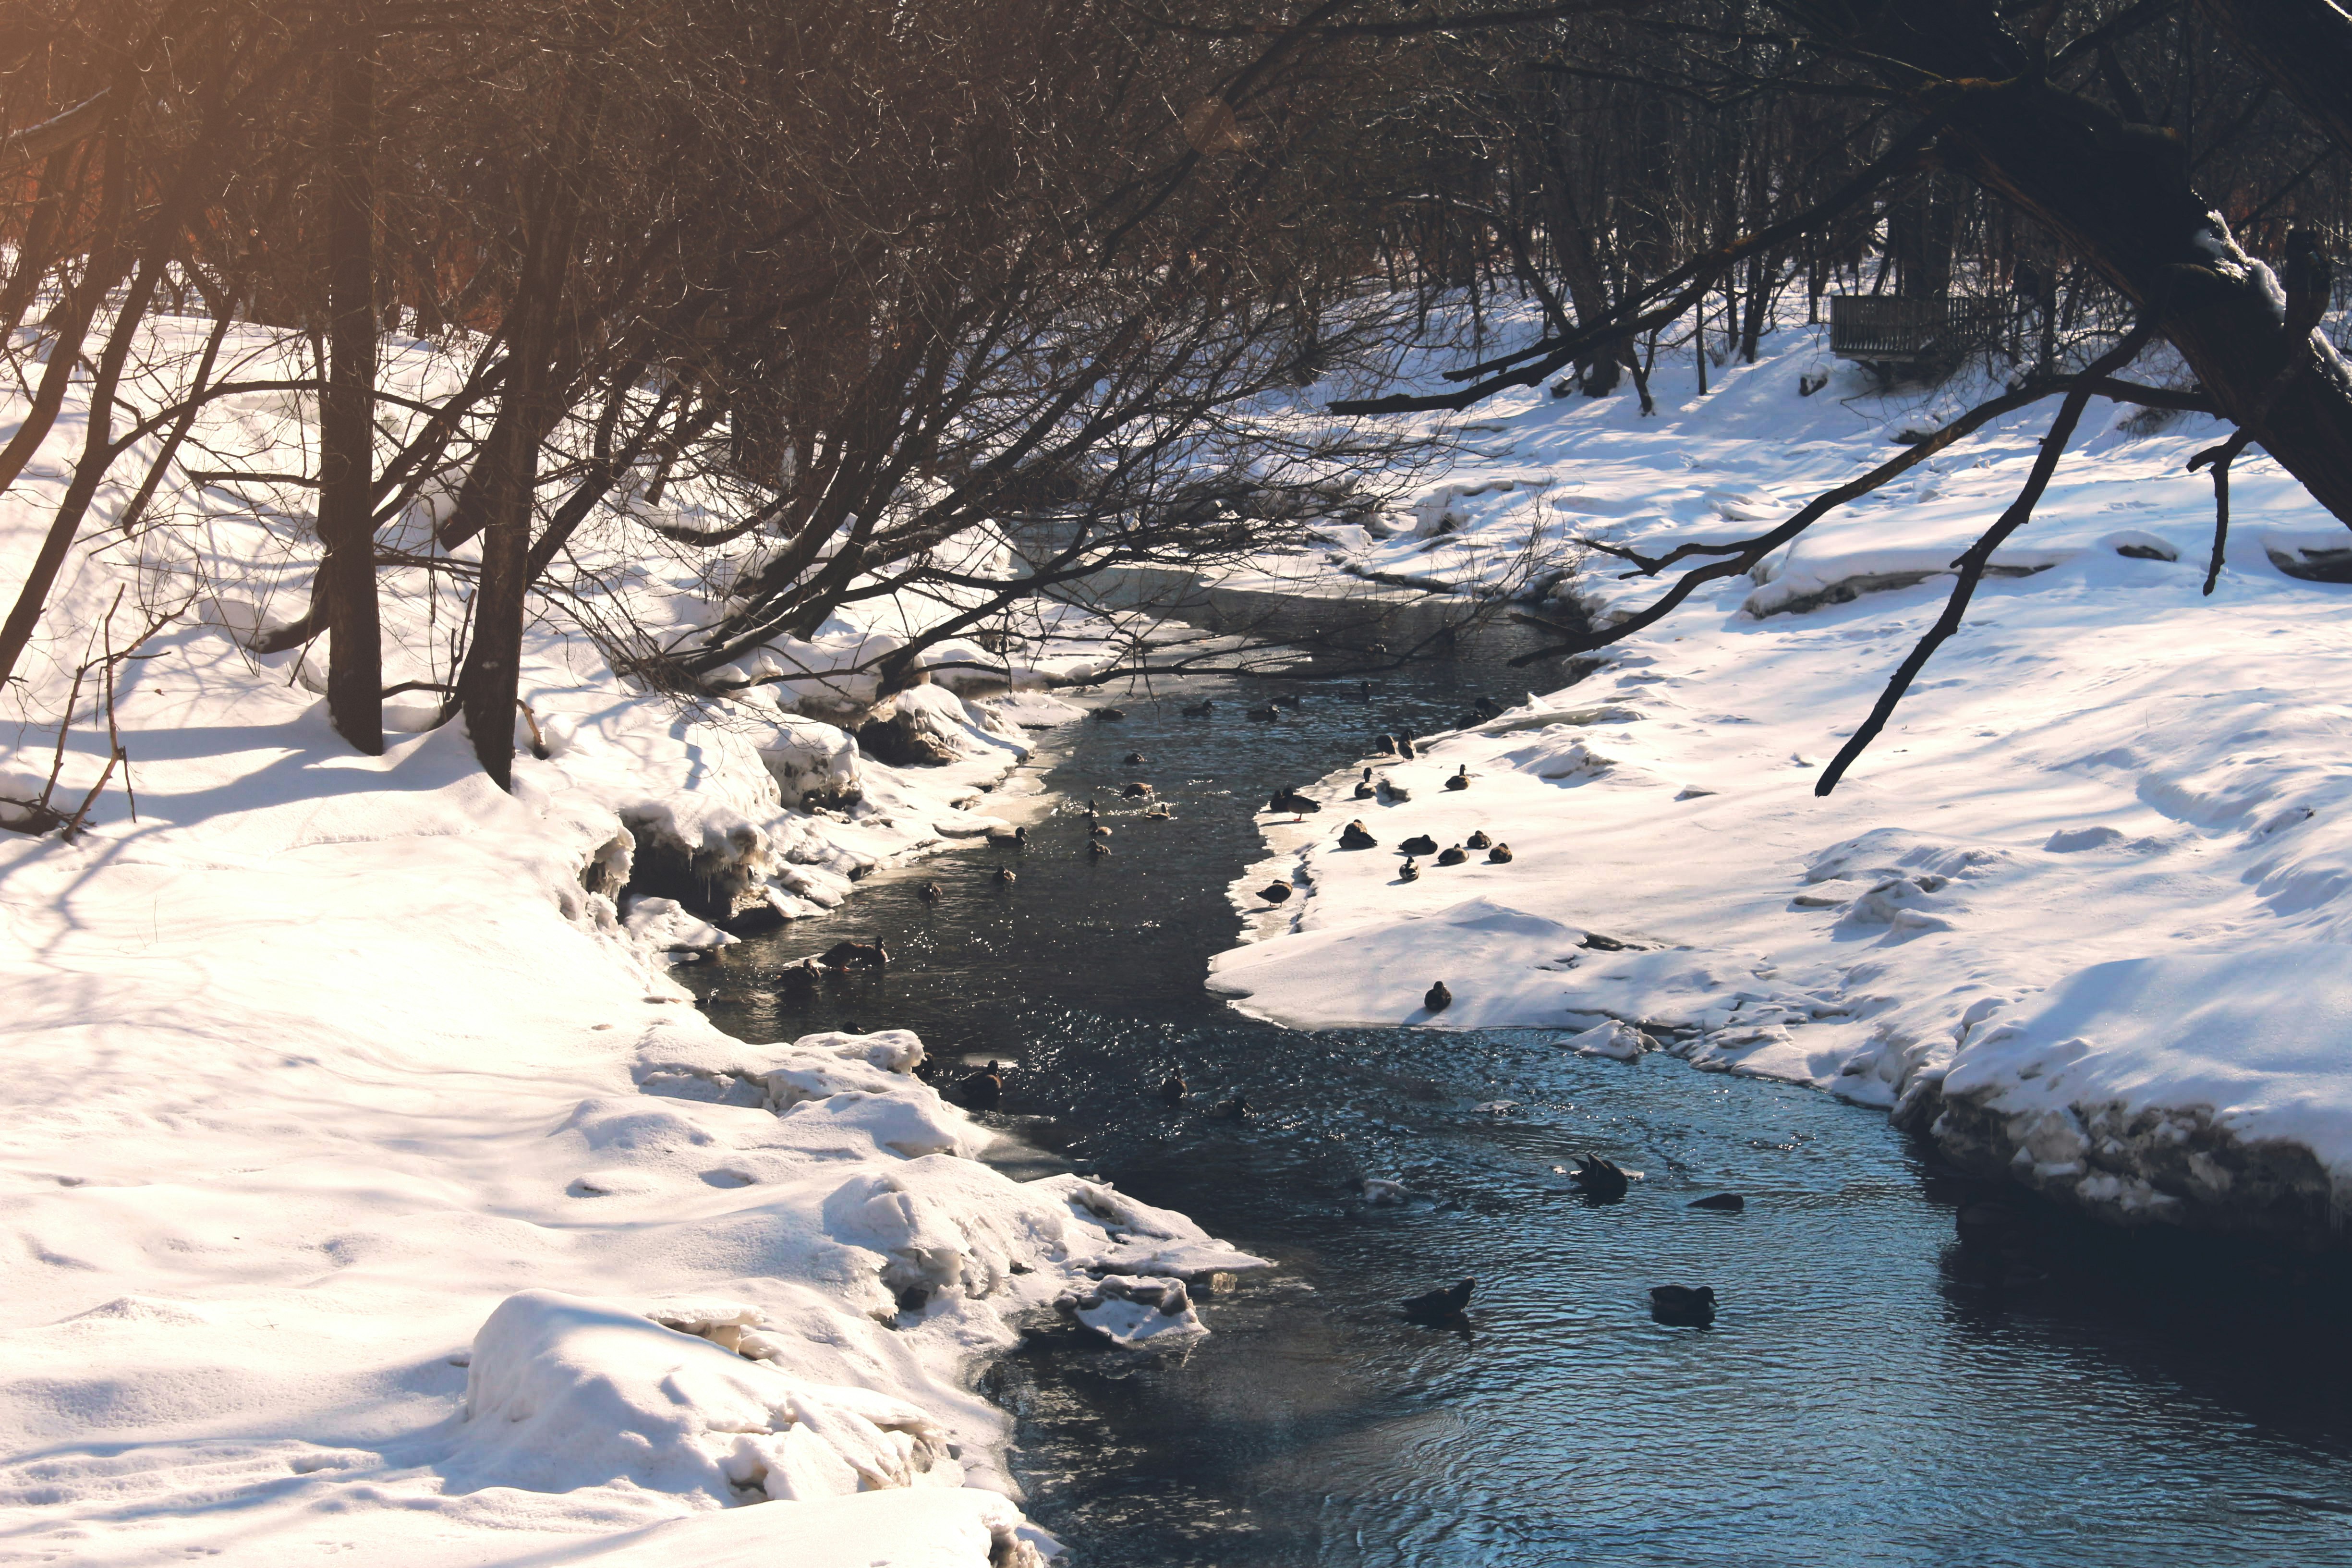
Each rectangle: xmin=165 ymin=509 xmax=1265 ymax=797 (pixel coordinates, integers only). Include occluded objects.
xmin=691 ymin=629 xmax=2352 ymax=1567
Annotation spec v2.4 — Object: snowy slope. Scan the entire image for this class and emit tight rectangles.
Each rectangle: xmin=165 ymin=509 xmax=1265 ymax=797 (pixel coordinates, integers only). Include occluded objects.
xmin=0 ymin=326 xmax=1261 ymax=1563
xmin=1213 ymin=323 xmax=2352 ymax=1242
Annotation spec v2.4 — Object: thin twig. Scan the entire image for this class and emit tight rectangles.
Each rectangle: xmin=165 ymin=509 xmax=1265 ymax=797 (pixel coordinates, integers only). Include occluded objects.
xmin=1813 ymin=322 xmax=2154 ymax=796
xmin=2190 ymin=431 xmax=2252 ymax=596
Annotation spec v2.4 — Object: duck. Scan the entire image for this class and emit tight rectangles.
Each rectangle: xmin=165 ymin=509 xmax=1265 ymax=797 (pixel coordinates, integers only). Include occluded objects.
xmin=1353 ymin=767 xmax=1376 ymax=800
xmin=1379 ymin=779 xmax=1413 ymax=803
xmin=1401 ymin=1278 xmax=1473 ymax=1323
xmin=1353 ymin=1176 xmax=1410 ymax=1204
xmin=1091 ymin=822 xmax=1113 ymax=838
xmin=1397 ymin=734 xmax=1418 ymax=760
xmin=1354 ymin=681 xmax=1373 ymax=701
xmin=1260 ymin=882 xmax=1294 ymax=904
xmin=1472 ymin=695 xmax=1503 ymax=721
xmin=1399 ymin=833 xmax=1439 ymax=856
xmin=1423 ymin=979 xmax=1451 ymax=1011
xmin=1143 ymin=802 xmax=1171 ymax=819
xmin=1444 ymin=765 xmax=1470 ymax=792
xmin=1122 ymin=781 xmax=1154 ymax=798
xmin=1181 ymin=699 xmax=1214 ymax=717
xmin=776 ymin=962 xmax=821 ymax=1000
xmin=1569 ymin=1153 xmax=1629 ymax=1202
xmin=1649 ymin=1285 xmax=1717 ymax=1326
xmin=917 ymin=881 xmax=945 ymax=904
xmin=1464 ymin=829 xmax=1491 ymax=850
xmin=1437 ymin=844 xmax=1467 ymax=866
xmin=819 ymin=939 xmax=888 ymax=970
xmin=1339 ymin=820 xmax=1377 ymax=850
xmin=1249 ymin=703 xmax=1281 ymax=722
xmin=1399 ymin=858 xmax=1420 ymax=882
xmin=1123 ymin=751 xmax=1148 ymax=765
xmin=1089 ymin=840 xmax=1111 ymax=858
xmin=1267 ymin=788 xmax=1321 ymax=814
xmin=1219 ymin=1094 xmax=1252 ymax=1119
xmin=994 ymin=866 xmax=1017 ymax=885
xmin=1089 ymin=706 xmax=1127 ymax=721
xmin=1159 ymin=1073 xmax=1186 ymax=1106
xmin=958 ymin=1063 xmax=1005 ymax=1110
xmin=1084 ymin=798 xmax=1100 ymax=818
xmin=1275 ymin=693 xmax=1304 ymax=709
xmin=1486 ymin=842 xmax=1514 ymax=864
xmin=1373 ymin=734 xmax=1400 ymax=756
xmin=1689 ymin=1192 xmax=1745 ymax=1212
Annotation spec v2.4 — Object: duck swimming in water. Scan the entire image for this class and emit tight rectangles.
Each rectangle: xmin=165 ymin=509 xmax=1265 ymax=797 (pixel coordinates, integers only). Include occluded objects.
xmin=1160 ymin=1073 xmax=1186 ymax=1106
xmin=1090 ymin=706 xmax=1126 ymax=721
xmin=1091 ymin=822 xmax=1113 ymax=838
xmin=1122 ymin=781 xmax=1154 ymax=798
xmin=994 ymin=866 xmax=1017 ymax=885
xmin=1090 ymin=840 xmax=1111 ymax=858
xmin=1123 ymin=751 xmax=1148 ymax=765
xmin=918 ymin=881 xmax=945 ymax=904
xmin=1649 ymin=1285 xmax=1717 ymax=1325
xmin=1569 ymin=1153 xmax=1629 ymax=1202
xmin=1181 ymin=699 xmax=1214 ymax=717
xmin=958 ymin=1062 xmax=1005 ymax=1109
xmin=1401 ymin=1279 xmax=1473 ymax=1323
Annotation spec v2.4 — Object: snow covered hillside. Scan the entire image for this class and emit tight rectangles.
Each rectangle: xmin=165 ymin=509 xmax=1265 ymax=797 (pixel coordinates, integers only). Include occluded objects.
xmin=0 ymin=323 xmax=1264 ymax=1564
xmin=1214 ymin=324 xmax=2352 ymax=1247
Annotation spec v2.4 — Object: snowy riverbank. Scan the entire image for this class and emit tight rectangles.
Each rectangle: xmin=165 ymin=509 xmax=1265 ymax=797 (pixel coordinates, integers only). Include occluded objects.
xmin=1212 ymin=325 xmax=2352 ymax=1247
xmin=0 ymin=327 xmax=1271 ymax=1563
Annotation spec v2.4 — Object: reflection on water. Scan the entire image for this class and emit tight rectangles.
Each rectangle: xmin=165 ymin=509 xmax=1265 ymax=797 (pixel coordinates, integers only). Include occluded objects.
xmin=691 ymin=643 xmax=2352 ymax=1567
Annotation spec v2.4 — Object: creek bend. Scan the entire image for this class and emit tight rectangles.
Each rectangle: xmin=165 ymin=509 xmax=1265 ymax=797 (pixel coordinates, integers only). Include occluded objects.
xmin=689 ymin=627 xmax=2352 ymax=1567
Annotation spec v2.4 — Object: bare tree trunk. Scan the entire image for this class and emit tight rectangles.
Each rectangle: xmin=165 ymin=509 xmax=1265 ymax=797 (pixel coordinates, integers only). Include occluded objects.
xmin=318 ymin=17 xmax=383 ymax=754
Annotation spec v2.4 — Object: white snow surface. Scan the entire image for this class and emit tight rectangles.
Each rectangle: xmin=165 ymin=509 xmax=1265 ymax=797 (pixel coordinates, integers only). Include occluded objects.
xmin=0 ymin=324 xmax=1255 ymax=1562
xmin=1215 ymin=320 xmax=2352 ymax=1218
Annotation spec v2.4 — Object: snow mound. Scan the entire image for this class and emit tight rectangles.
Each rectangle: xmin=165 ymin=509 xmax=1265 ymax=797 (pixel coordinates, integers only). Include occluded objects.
xmin=450 ymin=1290 xmax=947 ymax=1505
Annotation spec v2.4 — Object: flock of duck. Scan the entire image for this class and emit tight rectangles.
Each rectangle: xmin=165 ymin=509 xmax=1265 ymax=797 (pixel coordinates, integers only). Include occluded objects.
xmin=811 ymin=686 xmax=1726 ymax=1332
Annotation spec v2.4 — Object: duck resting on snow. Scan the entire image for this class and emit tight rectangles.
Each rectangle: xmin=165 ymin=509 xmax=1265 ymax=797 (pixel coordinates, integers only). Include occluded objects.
xmin=1445 ymin=765 xmax=1471 ymax=791
xmin=1437 ymin=844 xmax=1467 ymax=866
xmin=1339 ymin=820 xmax=1377 ymax=850
xmin=1423 ymin=979 xmax=1451 ymax=1011
xmin=1398 ymin=833 xmax=1439 ymax=856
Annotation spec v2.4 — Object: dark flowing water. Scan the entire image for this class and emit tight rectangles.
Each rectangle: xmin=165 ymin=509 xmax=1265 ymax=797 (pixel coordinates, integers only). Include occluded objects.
xmin=691 ymin=639 xmax=2352 ymax=1568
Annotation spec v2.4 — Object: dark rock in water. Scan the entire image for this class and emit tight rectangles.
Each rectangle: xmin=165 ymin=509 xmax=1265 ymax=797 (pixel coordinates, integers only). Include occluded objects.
xmin=1570 ymin=1154 xmax=1629 ymax=1202
xmin=1267 ymin=789 xmax=1321 ymax=814
xmin=1402 ymin=1278 xmax=1474 ymax=1322
xmin=820 ymin=939 xmax=889 ymax=970
xmin=1160 ymin=1074 xmax=1186 ymax=1106
xmin=1399 ymin=834 xmax=1439 ymax=856
xmin=1374 ymin=734 xmax=1400 ymax=756
xmin=1690 ymin=1192 xmax=1745 ymax=1212
xmin=1090 ymin=706 xmax=1127 ymax=721
xmin=1339 ymin=820 xmax=1377 ymax=850
xmin=1123 ymin=752 xmax=1149 ymax=765
xmin=1649 ymin=1284 xmax=1717 ymax=1325
xmin=776 ymin=963 xmax=821 ymax=1000
xmin=1398 ymin=858 xmax=1420 ymax=882
xmin=1424 ymin=980 xmax=1452 ymax=1012
xmin=1182 ymin=700 xmax=1214 ymax=717
xmin=1122 ymin=781 xmax=1154 ymax=798
xmin=959 ymin=1064 xmax=1005 ymax=1109
xmin=1437 ymin=845 xmax=1467 ymax=866
xmin=918 ymin=881 xmax=945 ymax=903
xmin=1465 ymin=829 xmax=1492 ymax=850
xmin=1445 ymin=766 xmax=1471 ymax=791
xmin=1260 ymin=882 xmax=1294 ymax=904
xmin=994 ymin=866 xmax=1018 ymax=885
xmin=1486 ymin=842 xmax=1514 ymax=864
xmin=1090 ymin=840 xmax=1112 ymax=858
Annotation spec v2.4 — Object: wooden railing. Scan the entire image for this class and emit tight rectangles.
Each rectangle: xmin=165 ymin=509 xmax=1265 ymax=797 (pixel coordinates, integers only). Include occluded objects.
xmin=1829 ymin=295 xmax=2007 ymax=361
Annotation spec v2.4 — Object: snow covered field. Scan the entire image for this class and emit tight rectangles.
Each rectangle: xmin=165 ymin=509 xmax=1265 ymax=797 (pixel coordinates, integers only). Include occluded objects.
xmin=0 ymin=325 xmax=1265 ymax=1564
xmin=1214 ymin=324 xmax=2352 ymax=1245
